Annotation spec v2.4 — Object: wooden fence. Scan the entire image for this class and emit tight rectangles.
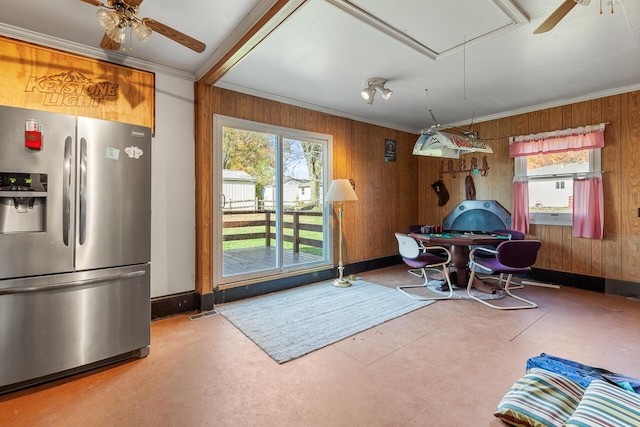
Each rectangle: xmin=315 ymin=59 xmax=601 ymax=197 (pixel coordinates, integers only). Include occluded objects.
xmin=223 ymin=210 xmax=323 ymax=252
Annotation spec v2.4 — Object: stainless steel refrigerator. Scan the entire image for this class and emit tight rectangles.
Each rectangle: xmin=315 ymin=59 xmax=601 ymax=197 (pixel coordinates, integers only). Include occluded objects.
xmin=0 ymin=105 xmax=151 ymax=394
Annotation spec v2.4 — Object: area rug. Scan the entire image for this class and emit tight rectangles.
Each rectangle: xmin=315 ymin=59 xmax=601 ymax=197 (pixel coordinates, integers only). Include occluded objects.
xmin=216 ymin=280 xmax=433 ymax=363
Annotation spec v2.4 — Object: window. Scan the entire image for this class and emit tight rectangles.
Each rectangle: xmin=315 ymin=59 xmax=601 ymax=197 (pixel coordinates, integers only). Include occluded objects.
xmin=514 ymin=149 xmax=601 ymax=226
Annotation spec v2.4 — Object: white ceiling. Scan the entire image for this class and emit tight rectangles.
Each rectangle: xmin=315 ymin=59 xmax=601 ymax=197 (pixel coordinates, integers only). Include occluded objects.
xmin=1 ymin=0 xmax=639 ymax=132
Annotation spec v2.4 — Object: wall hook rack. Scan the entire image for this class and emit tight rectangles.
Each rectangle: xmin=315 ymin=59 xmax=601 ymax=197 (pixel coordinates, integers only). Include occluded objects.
xmin=439 ymin=156 xmax=489 ymax=178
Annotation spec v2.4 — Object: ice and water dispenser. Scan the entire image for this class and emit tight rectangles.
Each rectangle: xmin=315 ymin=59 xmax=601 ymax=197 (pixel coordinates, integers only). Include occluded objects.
xmin=0 ymin=172 xmax=48 ymax=233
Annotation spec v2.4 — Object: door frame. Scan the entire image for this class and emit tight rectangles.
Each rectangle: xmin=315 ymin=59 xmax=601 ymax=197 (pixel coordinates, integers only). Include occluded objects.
xmin=212 ymin=114 xmax=333 ymax=289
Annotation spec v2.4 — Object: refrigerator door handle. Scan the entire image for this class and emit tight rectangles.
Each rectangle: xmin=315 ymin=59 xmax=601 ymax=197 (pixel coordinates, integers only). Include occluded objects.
xmin=0 ymin=270 xmax=146 ymax=295
xmin=63 ymin=136 xmax=73 ymax=246
xmin=79 ymin=137 xmax=87 ymax=245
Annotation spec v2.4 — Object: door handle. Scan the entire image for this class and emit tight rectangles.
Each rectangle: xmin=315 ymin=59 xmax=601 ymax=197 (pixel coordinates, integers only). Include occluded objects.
xmin=79 ymin=137 xmax=87 ymax=245
xmin=0 ymin=270 xmax=146 ymax=295
xmin=219 ymin=193 xmax=226 ymax=210
xmin=62 ymin=136 xmax=73 ymax=246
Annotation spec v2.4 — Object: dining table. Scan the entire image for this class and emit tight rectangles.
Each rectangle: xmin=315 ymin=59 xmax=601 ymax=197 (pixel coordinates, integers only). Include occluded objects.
xmin=410 ymin=231 xmax=511 ymax=292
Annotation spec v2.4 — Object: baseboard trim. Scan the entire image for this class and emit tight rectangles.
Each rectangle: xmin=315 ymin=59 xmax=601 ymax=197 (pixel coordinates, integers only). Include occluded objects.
xmin=151 ymin=291 xmax=198 ymax=320
xmin=531 ymin=268 xmax=640 ymax=298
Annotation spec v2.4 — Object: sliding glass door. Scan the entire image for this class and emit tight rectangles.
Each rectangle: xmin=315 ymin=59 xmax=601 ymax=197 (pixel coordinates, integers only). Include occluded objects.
xmin=213 ymin=115 xmax=332 ymax=286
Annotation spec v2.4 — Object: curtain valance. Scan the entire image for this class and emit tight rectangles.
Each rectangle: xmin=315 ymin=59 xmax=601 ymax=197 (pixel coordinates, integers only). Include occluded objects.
xmin=509 ymin=123 xmax=606 ymax=158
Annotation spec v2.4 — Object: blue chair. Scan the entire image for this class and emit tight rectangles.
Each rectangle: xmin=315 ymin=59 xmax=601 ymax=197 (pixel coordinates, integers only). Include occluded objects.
xmin=395 ymin=233 xmax=454 ymax=300
xmin=467 ymin=240 xmax=541 ymax=310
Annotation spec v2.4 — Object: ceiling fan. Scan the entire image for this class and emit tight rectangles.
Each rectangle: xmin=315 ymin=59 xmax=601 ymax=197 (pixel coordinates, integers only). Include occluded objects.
xmin=79 ymin=0 xmax=206 ymax=53
xmin=534 ymin=0 xmax=622 ymax=34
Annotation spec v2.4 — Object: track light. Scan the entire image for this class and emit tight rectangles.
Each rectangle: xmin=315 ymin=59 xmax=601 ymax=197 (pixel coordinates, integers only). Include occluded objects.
xmin=360 ymin=78 xmax=393 ymax=105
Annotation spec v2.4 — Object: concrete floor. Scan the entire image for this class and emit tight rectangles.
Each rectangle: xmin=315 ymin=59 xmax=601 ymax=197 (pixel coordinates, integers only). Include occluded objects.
xmin=2 ymin=264 xmax=640 ymax=426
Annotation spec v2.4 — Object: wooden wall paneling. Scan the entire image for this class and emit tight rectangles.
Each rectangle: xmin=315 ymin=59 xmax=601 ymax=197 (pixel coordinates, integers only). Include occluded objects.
xmin=601 ymin=95 xmax=622 ymax=279
xmin=382 ymin=128 xmax=398 ymax=255
xmin=251 ymin=96 xmax=264 ymax=123
xmin=279 ymin=103 xmax=291 ymax=128
xmin=473 ymin=121 xmax=491 ymax=201
xmin=496 ymin=117 xmax=512 ymax=207
xmin=512 ymin=114 xmax=527 ymax=132
xmin=360 ymin=122 xmax=375 ymax=260
xmin=220 ymin=89 xmax=236 ymax=116
xmin=398 ymin=132 xmax=419 ymax=230
xmin=235 ymin=92 xmax=252 ymax=119
xmin=620 ymin=91 xmax=640 ymax=282
xmin=548 ymin=106 xmax=564 ymax=133
xmin=548 ymin=224 xmax=565 ymax=271
xmin=534 ymin=225 xmax=550 ymax=269
xmin=349 ymin=121 xmax=366 ymax=262
xmin=562 ymin=105 xmax=573 ymax=129
xmin=368 ymin=125 xmax=384 ymax=260
xmin=294 ymin=105 xmax=305 ymax=130
xmin=369 ymin=126 xmax=382 ymax=259
xmin=561 ymin=226 xmax=573 ymax=272
xmin=540 ymin=108 xmax=550 ymax=131
xmin=333 ymin=117 xmax=349 ymax=178
xmin=366 ymin=125 xmax=381 ymax=260
xmin=267 ymin=99 xmax=281 ymax=126
xmin=194 ymin=82 xmax=213 ymax=295
xmin=314 ymin=109 xmax=328 ymax=133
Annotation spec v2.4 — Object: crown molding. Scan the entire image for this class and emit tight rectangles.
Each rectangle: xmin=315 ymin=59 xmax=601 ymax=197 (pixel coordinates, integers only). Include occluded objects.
xmin=447 ymin=83 xmax=640 ymax=129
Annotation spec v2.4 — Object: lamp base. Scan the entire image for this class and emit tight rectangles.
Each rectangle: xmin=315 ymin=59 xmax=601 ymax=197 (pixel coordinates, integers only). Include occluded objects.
xmin=332 ymin=278 xmax=352 ymax=288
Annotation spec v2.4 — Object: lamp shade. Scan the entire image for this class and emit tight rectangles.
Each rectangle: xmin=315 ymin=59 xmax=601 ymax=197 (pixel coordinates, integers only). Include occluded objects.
xmin=325 ymin=179 xmax=358 ymax=202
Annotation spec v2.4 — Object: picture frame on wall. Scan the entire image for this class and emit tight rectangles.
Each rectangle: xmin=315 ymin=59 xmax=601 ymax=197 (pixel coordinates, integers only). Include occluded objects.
xmin=385 ymin=138 xmax=396 ymax=162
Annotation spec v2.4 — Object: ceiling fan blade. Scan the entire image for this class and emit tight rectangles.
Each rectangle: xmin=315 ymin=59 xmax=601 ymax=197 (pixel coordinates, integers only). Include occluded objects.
xmin=79 ymin=0 xmax=106 ymax=6
xmin=125 ymin=0 xmax=145 ymax=7
xmin=534 ymin=0 xmax=578 ymax=34
xmin=100 ymin=32 xmax=121 ymax=50
xmin=142 ymin=18 xmax=206 ymax=53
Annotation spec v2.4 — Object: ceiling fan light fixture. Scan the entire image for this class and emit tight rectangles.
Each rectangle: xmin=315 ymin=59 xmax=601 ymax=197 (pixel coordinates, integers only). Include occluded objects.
xmin=131 ymin=20 xmax=152 ymax=42
xmin=96 ymin=9 xmax=121 ymax=31
xmin=106 ymin=24 xmax=126 ymax=44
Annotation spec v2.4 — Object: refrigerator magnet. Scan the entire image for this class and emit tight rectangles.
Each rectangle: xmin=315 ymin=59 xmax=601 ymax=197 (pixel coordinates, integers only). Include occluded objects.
xmin=125 ymin=146 xmax=144 ymax=159
xmin=105 ymin=147 xmax=120 ymax=160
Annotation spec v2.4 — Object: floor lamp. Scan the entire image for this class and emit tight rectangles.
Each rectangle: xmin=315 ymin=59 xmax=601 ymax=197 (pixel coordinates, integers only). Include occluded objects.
xmin=325 ymin=179 xmax=358 ymax=287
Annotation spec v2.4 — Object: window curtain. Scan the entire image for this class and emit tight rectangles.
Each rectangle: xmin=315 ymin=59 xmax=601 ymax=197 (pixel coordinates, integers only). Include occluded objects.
xmin=573 ymin=175 xmax=604 ymax=239
xmin=509 ymin=123 xmax=605 ymax=158
xmin=512 ymin=177 xmax=529 ymax=235
xmin=509 ymin=123 xmax=606 ymax=239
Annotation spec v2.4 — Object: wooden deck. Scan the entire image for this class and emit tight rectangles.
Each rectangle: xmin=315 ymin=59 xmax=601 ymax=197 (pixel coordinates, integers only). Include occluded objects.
xmin=223 ymin=246 xmax=325 ymax=277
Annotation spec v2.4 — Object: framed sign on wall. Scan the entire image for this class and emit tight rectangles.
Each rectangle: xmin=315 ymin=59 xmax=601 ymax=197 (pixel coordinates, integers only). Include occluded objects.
xmin=385 ymin=138 xmax=396 ymax=162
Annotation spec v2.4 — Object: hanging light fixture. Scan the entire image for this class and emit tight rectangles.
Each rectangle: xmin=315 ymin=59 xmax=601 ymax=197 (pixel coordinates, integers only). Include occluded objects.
xmin=360 ymin=78 xmax=393 ymax=105
xmin=131 ymin=20 xmax=152 ymax=41
xmin=96 ymin=5 xmax=152 ymax=46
